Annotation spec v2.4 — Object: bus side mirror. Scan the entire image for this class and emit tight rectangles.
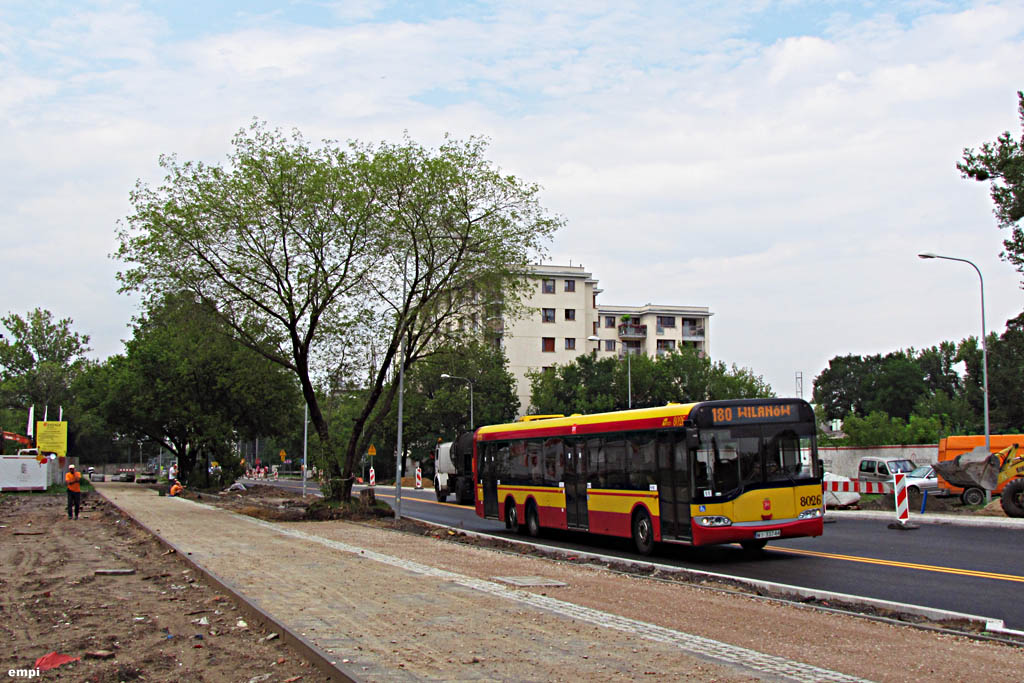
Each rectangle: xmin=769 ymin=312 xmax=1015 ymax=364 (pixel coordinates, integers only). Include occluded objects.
xmin=685 ymin=428 xmax=699 ymax=450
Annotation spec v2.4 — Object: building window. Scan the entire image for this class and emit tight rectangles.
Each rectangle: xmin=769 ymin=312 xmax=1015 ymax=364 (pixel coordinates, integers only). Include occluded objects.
xmin=565 ymin=308 xmax=575 ymax=321
xmin=592 ymin=321 xmax=598 ymax=335
xmin=592 ymin=294 xmax=597 ymax=308
xmin=657 ymin=316 xmax=676 ymax=328
xmin=565 ymin=338 xmax=576 ymax=350
xmin=542 ymin=279 xmax=555 ymax=294
xmin=542 ymin=308 xmax=555 ymax=323
xmin=604 ymin=316 xmax=615 ymax=328
xmin=542 ymin=337 xmax=555 ymax=352
xmin=657 ymin=339 xmax=676 ymax=354
xmin=564 ymin=280 xmax=575 ymax=292
xmin=604 ymin=340 xmax=616 ymax=352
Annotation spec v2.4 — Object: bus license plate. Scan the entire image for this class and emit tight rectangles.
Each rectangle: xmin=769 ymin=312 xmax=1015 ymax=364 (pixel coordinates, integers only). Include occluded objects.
xmin=755 ymin=529 xmax=781 ymax=539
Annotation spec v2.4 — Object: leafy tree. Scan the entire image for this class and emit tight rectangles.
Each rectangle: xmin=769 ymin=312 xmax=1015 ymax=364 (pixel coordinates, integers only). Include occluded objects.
xmin=368 ymin=341 xmax=519 ymax=480
xmin=116 ymin=122 xmax=560 ymax=500
xmin=812 ymin=355 xmax=871 ymax=421
xmin=958 ymin=91 xmax=1024 ymax=277
xmin=862 ymin=352 xmax=927 ymax=421
xmin=0 ymin=308 xmax=91 ymax=418
xmin=75 ymin=294 xmax=301 ymax=486
xmin=985 ymin=312 xmax=1024 ymax=431
xmin=842 ymin=411 xmax=944 ymax=447
xmin=528 ymin=347 xmax=773 ymax=415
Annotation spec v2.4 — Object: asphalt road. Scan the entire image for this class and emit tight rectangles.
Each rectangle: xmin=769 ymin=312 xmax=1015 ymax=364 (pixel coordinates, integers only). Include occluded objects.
xmin=258 ymin=478 xmax=1024 ymax=630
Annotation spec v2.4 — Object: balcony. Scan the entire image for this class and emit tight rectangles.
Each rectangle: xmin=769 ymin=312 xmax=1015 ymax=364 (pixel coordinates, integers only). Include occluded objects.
xmin=617 ymin=324 xmax=647 ymax=340
xmin=681 ymin=325 xmax=705 ymax=341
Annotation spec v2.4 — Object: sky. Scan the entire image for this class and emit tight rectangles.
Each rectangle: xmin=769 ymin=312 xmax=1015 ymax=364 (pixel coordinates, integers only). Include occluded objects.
xmin=2 ymin=0 xmax=1024 ymax=398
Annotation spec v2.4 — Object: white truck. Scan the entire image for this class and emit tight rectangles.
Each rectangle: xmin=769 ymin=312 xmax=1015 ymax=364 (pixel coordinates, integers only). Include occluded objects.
xmin=434 ymin=432 xmax=475 ymax=504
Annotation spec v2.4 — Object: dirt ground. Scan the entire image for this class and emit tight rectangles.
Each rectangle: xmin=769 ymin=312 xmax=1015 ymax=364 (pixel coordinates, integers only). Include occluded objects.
xmin=0 ymin=491 xmax=331 ymax=682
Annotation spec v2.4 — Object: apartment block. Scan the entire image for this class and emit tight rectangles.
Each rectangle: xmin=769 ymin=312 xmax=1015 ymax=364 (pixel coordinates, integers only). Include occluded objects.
xmin=500 ymin=264 xmax=711 ymax=415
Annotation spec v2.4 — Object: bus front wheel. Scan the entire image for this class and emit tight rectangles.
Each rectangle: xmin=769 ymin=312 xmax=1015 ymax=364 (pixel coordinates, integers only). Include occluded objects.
xmin=632 ymin=509 xmax=654 ymax=556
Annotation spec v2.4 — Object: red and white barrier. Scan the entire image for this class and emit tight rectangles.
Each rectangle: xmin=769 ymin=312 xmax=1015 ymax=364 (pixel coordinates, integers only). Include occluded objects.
xmin=369 ymin=467 xmax=375 ymax=487
xmin=415 ymin=467 xmax=422 ymax=489
xmin=822 ymin=480 xmax=892 ymax=495
xmin=893 ymin=473 xmax=909 ymax=524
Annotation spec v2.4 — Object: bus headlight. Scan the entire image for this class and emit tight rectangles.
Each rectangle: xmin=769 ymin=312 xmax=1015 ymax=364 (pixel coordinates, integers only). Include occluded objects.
xmin=694 ymin=515 xmax=732 ymax=527
xmin=798 ymin=507 xmax=823 ymax=520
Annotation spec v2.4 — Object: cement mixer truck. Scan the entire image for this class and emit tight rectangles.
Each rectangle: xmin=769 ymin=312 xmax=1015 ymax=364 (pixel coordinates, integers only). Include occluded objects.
xmin=434 ymin=432 xmax=475 ymax=504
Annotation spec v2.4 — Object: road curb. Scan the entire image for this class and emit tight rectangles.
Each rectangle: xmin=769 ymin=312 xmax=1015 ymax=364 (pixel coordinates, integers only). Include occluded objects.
xmin=94 ymin=485 xmax=360 ymax=682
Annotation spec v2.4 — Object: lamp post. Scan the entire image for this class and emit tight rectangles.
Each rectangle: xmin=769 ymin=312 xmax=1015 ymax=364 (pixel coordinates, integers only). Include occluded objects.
xmin=440 ymin=374 xmax=474 ymax=430
xmin=919 ymin=252 xmax=990 ymax=497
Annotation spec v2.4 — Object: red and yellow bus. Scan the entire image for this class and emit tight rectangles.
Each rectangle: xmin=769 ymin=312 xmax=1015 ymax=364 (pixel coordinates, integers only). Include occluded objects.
xmin=473 ymin=398 xmax=824 ymax=554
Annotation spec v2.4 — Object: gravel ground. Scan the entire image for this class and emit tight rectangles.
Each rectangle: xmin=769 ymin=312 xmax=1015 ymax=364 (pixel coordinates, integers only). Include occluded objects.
xmin=0 ymin=491 xmax=330 ymax=682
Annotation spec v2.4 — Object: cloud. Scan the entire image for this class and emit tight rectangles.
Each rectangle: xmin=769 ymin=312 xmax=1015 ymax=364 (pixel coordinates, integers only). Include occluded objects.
xmin=1 ymin=0 xmax=1023 ymax=395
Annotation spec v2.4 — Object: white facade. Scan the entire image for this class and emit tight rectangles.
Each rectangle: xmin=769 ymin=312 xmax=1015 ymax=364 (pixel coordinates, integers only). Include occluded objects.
xmin=501 ymin=265 xmax=711 ymax=415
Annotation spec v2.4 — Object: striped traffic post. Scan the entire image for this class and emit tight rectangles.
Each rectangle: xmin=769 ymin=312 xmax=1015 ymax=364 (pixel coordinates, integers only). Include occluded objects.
xmin=889 ymin=472 xmax=919 ymax=531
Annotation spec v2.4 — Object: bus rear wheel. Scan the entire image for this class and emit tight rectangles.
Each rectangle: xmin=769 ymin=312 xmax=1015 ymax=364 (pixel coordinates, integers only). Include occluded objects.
xmin=434 ymin=479 xmax=448 ymax=502
xmin=505 ymin=499 xmax=520 ymax=533
xmin=526 ymin=502 xmax=541 ymax=538
xmin=632 ymin=509 xmax=654 ymax=556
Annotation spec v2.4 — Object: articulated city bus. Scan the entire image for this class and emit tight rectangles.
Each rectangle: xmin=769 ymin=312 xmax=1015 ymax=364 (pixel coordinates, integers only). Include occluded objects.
xmin=473 ymin=398 xmax=823 ymax=554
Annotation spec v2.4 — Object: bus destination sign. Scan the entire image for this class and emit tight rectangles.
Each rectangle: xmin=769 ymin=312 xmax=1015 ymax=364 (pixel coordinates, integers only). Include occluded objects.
xmin=708 ymin=403 xmax=798 ymax=426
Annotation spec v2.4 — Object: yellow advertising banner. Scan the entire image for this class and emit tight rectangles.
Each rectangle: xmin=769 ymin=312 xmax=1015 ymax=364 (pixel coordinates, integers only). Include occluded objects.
xmin=36 ymin=421 xmax=68 ymax=457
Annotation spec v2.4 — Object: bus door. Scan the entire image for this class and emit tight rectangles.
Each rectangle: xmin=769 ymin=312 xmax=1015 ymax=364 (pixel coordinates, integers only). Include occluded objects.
xmin=657 ymin=432 xmax=691 ymax=540
xmin=481 ymin=443 xmax=499 ymax=518
xmin=564 ymin=440 xmax=589 ymax=529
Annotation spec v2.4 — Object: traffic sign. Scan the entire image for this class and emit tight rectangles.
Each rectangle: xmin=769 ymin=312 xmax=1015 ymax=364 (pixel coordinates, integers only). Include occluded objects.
xmin=279 ymin=449 xmax=286 ymax=462
xmin=368 ymin=445 xmax=376 ymax=456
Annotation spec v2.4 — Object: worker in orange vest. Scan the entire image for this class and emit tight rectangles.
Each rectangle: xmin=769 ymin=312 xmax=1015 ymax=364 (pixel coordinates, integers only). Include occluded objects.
xmin=169 ymin=479 xmax=184 ymax=497
xmin=65 ymin=464 xmax=82 ymax=520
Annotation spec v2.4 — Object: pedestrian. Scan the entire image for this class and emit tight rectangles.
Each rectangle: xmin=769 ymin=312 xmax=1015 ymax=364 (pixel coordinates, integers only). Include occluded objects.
xmin=66 ymin=464 xmax=82 ymax=520
xmin=169 ymin=479 xmax=184 ymax=497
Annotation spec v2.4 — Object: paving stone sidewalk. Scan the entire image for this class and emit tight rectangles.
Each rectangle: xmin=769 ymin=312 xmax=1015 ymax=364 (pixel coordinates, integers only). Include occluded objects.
xmin=96 ymin=483 xmax=880 ymax=682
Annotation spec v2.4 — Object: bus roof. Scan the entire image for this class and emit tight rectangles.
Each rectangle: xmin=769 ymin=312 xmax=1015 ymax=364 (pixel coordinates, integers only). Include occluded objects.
xmin=476 ymin=398 xmax=813 ymax=441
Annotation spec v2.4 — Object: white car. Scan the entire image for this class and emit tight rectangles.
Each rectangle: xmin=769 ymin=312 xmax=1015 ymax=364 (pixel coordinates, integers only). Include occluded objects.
xmin=823 ymin=471 xmax=861 ymax=508
xmin=903 ymin=465 xmax=944 ymax=497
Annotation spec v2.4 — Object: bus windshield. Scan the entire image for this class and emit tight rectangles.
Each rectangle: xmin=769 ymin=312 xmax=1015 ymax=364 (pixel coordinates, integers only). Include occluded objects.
xmin=694 ymin=424 xmax=817 ymax=497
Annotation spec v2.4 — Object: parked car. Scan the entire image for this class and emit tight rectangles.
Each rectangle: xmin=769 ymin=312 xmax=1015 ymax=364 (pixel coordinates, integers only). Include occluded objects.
xmin=903 ymin=465 xmax=944 ymax=497
xmin=857 ymin=457 xmax=917 ymax=483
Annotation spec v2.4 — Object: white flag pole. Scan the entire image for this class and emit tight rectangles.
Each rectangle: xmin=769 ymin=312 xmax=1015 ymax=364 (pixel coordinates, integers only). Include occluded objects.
xmin=27 ymin=406 xmax=34 ymax=437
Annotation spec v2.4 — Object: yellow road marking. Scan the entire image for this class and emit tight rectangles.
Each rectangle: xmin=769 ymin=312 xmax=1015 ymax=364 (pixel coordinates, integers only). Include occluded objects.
xmin=768 ymin=545 xmax=1024 ymax=583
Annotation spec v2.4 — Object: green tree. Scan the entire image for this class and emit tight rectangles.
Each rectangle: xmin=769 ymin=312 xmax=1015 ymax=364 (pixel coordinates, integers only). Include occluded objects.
xmin=958 ymin=91 xmax=1024 ymax=276
xmin=75 ymin=294 xmax=301 ymax=486
xmin=863 ymin=352 xmax=927 ymax=421
xmin=986 ymin=312 xmax=1024 ymax=431
xmin=0 ymin=308 xmax=91 ymax=416
xmin=812 ymin=355 xmax=872 ymax=421
xmin=368 ymin=341 xmax=519 ymax=479
xmin=116 ymin=122 xmax=560 ymax=500
xmin=528 ymin=347 xmax=772 ymax=415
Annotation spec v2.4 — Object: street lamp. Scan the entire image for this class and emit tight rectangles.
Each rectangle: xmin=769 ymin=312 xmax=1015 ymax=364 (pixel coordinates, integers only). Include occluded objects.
xmin=918 ymin=252 xmax=990 ymax=492
xmin=440 ymin=373 xmax=474 ymax=430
